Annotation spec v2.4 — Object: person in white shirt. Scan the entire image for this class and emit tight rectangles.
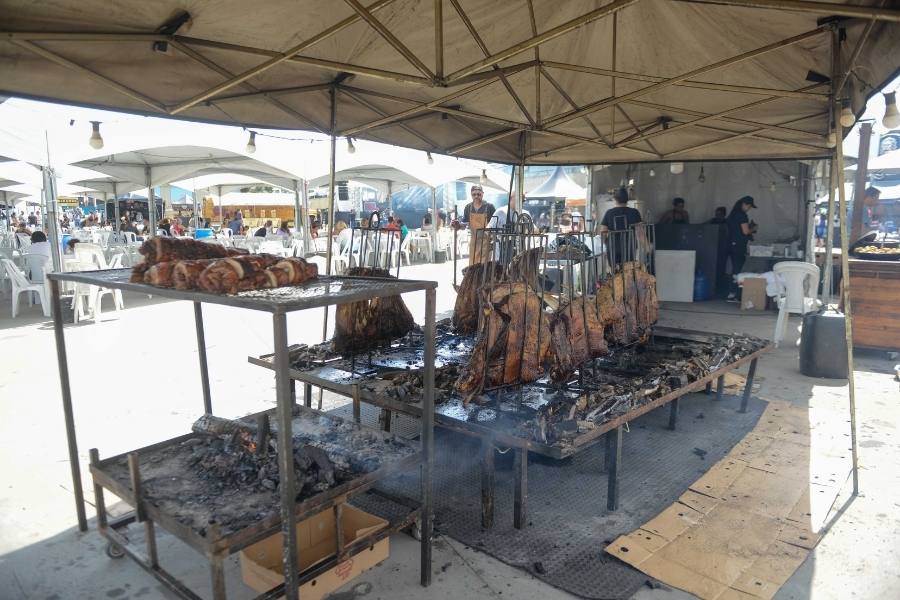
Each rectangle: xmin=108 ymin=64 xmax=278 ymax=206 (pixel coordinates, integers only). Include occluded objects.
xmin=27 ymin=231 xmax=52 ymax=259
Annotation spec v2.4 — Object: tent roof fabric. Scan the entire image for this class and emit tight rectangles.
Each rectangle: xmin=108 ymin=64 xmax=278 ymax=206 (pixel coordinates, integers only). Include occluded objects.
xmin=1 ymin=2 xmax=898 ymax=165
xmin=71 ymin=146 xmax=301 ymax=190
xmin=526 ymin=165 xmax=587 ymax=199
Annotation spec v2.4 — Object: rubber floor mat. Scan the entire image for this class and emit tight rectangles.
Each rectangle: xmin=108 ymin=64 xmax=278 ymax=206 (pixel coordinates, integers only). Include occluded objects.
xmin=336 ymin=392 xmax=767 ymax=599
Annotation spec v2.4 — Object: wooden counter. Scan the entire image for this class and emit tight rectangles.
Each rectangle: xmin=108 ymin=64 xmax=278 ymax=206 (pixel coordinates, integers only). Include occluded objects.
xmin=847 ymin=258 xmax=900 ymax=351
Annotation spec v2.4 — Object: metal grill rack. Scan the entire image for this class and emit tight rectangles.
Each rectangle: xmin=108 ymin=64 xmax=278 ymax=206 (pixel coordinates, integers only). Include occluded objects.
xmin=47 ymin=268 xmax=438 ymax=600
xmin=250 ymin=327 xmax=770 ymax=528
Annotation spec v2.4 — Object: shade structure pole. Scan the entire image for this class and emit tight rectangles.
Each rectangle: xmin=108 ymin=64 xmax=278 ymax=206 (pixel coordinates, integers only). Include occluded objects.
xmin=292 ymin=178 xmax=302 ymax=235
xmin=323 ymin=86 xmax=338 ymax=342
xmin=112 ymin=181 xmax=121 ymax=230
xmin=850 ymin=122 xmax=873 ymax=243
xmin=42 ymin=167 xmax=63 ymax=273
xmin=586 ymin=167 xmax=594 ymax=232
xmin=831 ymin=26 xmax=859 ymax=497
xmin=145 ymin=166 xmax=156 ymax=237
xmin=430 ymin=186 xmax=438 ymax=261
xmin=822 ymin=158 xmax=835 ymax=302
xmin=301 ymin=179 xmax=312 ymax=256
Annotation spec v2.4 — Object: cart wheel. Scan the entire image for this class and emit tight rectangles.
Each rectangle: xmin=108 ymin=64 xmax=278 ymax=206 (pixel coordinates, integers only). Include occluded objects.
xmin=106 ymin=542 xmax=125 ymax=559
xmin=407 ymin=518 xmax=422 ymax=541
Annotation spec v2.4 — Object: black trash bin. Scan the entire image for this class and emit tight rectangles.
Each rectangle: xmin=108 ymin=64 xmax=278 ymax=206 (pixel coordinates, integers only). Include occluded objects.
xmin=799 ymin=309 xmax=848 ymax=379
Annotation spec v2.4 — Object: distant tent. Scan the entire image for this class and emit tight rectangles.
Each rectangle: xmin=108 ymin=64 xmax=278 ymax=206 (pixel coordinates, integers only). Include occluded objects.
xmin=526 ymin=166 xmax=586 ymax=201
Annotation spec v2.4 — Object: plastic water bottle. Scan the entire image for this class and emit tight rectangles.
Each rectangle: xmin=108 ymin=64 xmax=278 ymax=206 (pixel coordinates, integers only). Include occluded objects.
xmin=693 ymin=270 xmax=710 ymax=301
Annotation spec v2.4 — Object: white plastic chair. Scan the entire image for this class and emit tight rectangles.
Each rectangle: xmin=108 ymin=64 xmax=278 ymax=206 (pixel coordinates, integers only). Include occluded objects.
xmin=2 ymin=258 xmax=49 ymax=317
xmin=121 ymin=231 xmax=137 ymax=244
xmin=773 ymin=261 xmax=821 ymax=347
xmin=259 ymin=240 xmax=291 ymax=256
xmin=15 ymin=233 xmax=31 ymax=250
xmin=74 ymin=243 xmax=109 ymax=269
xmin=399 ymin=234 xmax=412 ymax=266
xmin=332 ymin=240 xmax=351 ymax=274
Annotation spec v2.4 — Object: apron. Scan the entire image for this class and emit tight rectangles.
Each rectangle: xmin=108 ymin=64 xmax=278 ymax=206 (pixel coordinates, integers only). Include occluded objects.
xmin=468 ymin=211 xmax=490 ymax=266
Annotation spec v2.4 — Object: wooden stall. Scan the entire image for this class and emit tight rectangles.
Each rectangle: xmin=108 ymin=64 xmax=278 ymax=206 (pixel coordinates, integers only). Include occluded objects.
xmin=847 ymin=259 xmax=900 ymax=351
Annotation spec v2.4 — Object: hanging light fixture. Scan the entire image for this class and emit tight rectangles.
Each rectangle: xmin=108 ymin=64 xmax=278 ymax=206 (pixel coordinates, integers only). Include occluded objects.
xmin=698 ymin=166 xmax=706 ymax=183
xmin=346 ymin=137 xmax=356 ymax=154
xmin=839 ymin=101 xmax=855 ymax=128
xmin=88 ymin=121 xmax=104 ymax=150
xmin=769 ymin=181 xmax=777 ymax=193
xmin=480 ymin=169 xmax=487 ymax=186
xmin=245 ymin=131 xmax=257 ymax=154
xmin=825 ymin=131 xmax=837 ymax=149
xmin=883 ymin=92 xmax=900 ymax=130
xmin=670 ymin=162 xmax=683 ymax=175
xmin=648 ymin=168 xmax=655 ymax=177
xmin=426 ymin=151 xmax=434 ymax=165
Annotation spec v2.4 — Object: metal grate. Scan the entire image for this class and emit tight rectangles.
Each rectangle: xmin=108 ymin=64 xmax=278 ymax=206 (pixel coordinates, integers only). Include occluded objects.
xmin=343 ymin=392 xmax=767 ymax=599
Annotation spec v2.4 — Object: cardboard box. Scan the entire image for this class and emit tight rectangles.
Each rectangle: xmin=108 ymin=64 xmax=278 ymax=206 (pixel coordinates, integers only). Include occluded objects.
xmin=740 ymin=277 xmax=767 ymax=311
xmin=240 ymin=505 xmax=389 ymax=600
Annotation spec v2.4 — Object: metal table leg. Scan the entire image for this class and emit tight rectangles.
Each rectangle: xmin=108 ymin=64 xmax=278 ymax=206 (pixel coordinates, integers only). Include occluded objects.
xmin=606 ymin=426 xmax=623 ymax=511
xmin=89 ymin=449 xmax=107 ymax=529
xmin=50 ymin=278 xmax=88 ymax=532
xmin=715 ymin=375 xmax=725 ymax=402
xmin=209 ymin=552 xmax=226 ymax=600
xmin=704 ymin=381 xmax=712 ymax=395
xmin=351 ymin=384 xmax=361 ymax=423
xmin=273 ymin=313 xmax=300 ymax=600
xmin=421 ymin=289 xmax=435 ymax=587
xmin=193 ymin=302 xmax=213 ymax=415
xmin=668 ymin=398 xmax=679 ymax=430
xmin=304 ymin=382 xmax=313 ymax=408
xmin=740 ymin=358 xmax=758 ymax=413
xmin=514 ymin=448 xmax=527 ymax=529
xmin=481 ymin=440 xmax=495 ymax=529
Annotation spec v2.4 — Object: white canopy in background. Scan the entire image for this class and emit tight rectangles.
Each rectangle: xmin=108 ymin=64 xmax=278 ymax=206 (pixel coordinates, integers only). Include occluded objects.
xmin=527 ymin=166 xmax=587 ymax=199
xmin=844 ymin=149 xmax=900 ymax=175
xmin=1 ymin=1 xmax=897 ymax=165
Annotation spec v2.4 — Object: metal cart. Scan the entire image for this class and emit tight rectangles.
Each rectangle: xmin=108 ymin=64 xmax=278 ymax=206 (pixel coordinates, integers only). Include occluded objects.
xmin=47 ymin=268 xmax=438 ymax=600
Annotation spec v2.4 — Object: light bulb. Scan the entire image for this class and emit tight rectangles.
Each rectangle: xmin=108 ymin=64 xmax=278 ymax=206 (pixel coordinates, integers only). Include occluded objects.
xmin=670 ymin=162 xmax=683 ymax=175
xmin=88 ymin=121 xmax=104 ymax=150
xmin=839 ymin=104 xmax=855 ymax=128
xmin=883 ymin=92 xmax=900 ymax=129
xmin=245 ymin=131 xmax=256 ymax=154
xmin=426 ymin=151 xmax=434 ymax=165
xmin=480 ymin=169 xmax=487 ymax=186
xmin=826 ymin=132 xmax=836 ymax=148
xmin=769 ymin=181 xmax=777 ymax=193
xmin=648 ymin=169 xmax=655 ymax=177
xmin=346 ymin=137 xmax=356 ymax=154
xmin=698 ymin=166 xmax=706 ymax=183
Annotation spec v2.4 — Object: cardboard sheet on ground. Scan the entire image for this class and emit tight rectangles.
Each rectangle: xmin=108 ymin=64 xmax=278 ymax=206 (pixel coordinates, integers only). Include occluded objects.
xmin=606 ymin=399 xmax=849 ymax=600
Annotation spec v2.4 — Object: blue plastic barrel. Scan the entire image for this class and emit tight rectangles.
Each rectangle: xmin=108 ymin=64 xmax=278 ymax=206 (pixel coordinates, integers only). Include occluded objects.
xmin=693 ymin=270 xmax=710 ymax=301
xmin=194 ymin=228 xmax=213 ymax=239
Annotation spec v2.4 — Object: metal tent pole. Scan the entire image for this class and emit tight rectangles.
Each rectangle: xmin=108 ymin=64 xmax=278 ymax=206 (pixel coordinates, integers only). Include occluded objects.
xmin=42 ymin=167 xmax=62 ymax=273
xmin=850 ymin=122 xmax=873 ymax=243
xmin=822 ymin=158 xmax=835 ymax=302
xmin=831 ymin=26 xmax=859 ymax=496
xmin=292 ymin=178 xmax=302 ymax=235
xmin=430 ymin=186 xmax=438 ymax=261
xmin=322 ymin=87 xmax=338 ymax=342
xmin=112 ymin=181 xmax=121 ymax=230
xmin=145 ymin=166 xmax=156 ymax=237
xmin=301 ymin=179 xmax=312 ymax=256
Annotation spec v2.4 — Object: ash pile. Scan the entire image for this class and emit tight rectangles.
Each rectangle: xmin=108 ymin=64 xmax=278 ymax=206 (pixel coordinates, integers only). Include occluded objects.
xmin=187 ymin=414 xmax=340 ymax=497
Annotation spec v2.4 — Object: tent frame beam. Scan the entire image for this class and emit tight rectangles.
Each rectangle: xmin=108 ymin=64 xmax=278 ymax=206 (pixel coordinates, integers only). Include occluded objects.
xmin=340 ymin=87 xmax=442 ymax=149
xmin=614 ymin=82 xmax=828 ymax=148
xmin=674 ymin=0 xmax=900 ymax=23
xmin=664 ymin=112 xmax=828 ymax=156
xmin=169 ymin=0 xmax=402 ymax=114
xmin=542 ymin=26 xmax=826 ymax=129
xmin=343 ymin=0 xmax=435 ymax=79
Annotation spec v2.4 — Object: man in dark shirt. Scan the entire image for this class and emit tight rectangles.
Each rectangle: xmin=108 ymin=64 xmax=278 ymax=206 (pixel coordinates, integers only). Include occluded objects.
xmin=708 ymin=206 xmax=727 ymax=224
xmin=601 ymin=187 xmax=642 ymax=267
xmin=255 ymin=219 xmax=272 ymax=237
xmin=658 ymin=197 xmax=690 ymax=224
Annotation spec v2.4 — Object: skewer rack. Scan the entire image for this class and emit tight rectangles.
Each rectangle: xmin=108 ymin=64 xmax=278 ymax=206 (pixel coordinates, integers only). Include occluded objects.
xmin=47 ymin=268 xmax=438 ymax=600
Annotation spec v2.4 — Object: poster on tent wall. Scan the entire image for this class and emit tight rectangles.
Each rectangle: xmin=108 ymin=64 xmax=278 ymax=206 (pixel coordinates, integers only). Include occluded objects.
xmin=879 ymin=131 xmax=900 ymax=155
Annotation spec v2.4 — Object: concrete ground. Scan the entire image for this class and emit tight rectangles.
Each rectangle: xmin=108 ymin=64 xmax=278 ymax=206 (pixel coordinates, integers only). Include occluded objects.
xmin=0 ymin=260 xmax=897 ymax=600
